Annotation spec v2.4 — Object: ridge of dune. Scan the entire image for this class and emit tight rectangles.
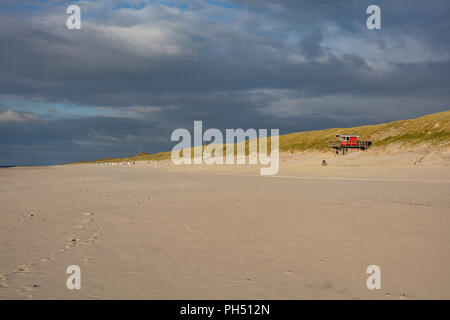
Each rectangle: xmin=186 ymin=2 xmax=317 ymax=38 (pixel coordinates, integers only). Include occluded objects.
xmin=79 ymin=110 xmax=450 ymax=165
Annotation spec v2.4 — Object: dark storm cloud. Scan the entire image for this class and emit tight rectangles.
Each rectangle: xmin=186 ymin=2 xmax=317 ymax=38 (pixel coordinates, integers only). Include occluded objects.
xmin=0 ymin=0 xmax=449 ymax=165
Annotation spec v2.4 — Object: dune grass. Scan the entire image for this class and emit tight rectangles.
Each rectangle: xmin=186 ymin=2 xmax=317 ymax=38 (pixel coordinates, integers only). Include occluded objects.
xmin=279 ymin=110 xmax=450 ymax=151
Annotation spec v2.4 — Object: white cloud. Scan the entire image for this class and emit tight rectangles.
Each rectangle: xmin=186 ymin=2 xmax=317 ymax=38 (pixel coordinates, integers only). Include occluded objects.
xmin=113 ymin=104 xmax=180 ymax=118
xmin=95 ymin=23 xmax=196 ymax=57
xmin=0 ymin=110 xmax=40 ymax=123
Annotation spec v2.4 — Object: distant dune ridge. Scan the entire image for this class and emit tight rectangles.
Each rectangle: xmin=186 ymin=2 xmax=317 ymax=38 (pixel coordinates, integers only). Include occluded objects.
xmin=82 ymin=110 xmax=450 ymax=164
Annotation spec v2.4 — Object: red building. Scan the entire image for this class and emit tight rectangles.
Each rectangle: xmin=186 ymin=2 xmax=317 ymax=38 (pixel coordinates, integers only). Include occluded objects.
xmin=329 ymin=134 xmax=371 ymax=154
xmin=335 ymin=134 xmax=359 ymax=147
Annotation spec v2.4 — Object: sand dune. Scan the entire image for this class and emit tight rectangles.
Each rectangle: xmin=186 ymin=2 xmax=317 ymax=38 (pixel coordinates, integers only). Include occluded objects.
xmin=0 ymin=153 xmax=449 ymax=299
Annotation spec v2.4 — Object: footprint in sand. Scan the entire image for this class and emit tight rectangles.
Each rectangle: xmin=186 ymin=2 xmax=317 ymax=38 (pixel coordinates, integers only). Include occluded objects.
xmin=14 ymin=265 xmax=30 ymax=273
xmin=40 ymin=256 xmax=55 ymax=263
xmin=17 ymin=283 xmax=39 ymax=298
xmin=7 ymin=210 xmax=102 ymax=297
xmin=0 ymin=273 xmax=9 ymax=288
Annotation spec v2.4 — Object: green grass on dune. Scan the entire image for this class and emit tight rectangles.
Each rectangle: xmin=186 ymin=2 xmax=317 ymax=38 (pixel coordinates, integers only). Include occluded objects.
xmin=80 ymin=110 xmax=450 ymax=164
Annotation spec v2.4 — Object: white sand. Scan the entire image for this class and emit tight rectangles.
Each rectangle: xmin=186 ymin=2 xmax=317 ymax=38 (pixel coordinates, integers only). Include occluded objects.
xmin=0 ymin=151 xmax=449 ymax=299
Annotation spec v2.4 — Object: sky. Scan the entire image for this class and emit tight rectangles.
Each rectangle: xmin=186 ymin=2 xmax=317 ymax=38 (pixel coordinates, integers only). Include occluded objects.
xmin=0 ymin=0 xmax=449 ymax=165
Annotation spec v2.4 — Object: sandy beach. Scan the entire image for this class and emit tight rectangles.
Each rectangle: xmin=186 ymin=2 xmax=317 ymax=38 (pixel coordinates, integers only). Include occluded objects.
xmin=0 ymin=151 xmax=449 ymax=299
